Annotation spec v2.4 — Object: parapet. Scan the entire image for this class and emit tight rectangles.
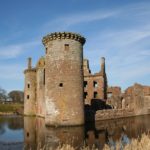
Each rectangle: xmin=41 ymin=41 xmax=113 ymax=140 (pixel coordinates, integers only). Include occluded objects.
xmin=42 ymin=32 xmax=86 ymax=46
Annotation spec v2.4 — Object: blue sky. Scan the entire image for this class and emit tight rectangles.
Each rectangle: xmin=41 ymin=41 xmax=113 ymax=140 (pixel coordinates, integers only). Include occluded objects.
xmin=0 ymin=0 xmax=150 ymax=92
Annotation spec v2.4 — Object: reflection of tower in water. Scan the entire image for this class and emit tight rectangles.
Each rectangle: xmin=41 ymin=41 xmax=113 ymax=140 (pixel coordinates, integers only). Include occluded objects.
xmin=24 ymin=117 xmax=36 ymax=150
xmin=22 ymin=115 xmax=150 ymax=149
xmin=45 ymin=126 xmax=84 ymax=149
xmin=24 ymin=117 xmax=84 ymax=149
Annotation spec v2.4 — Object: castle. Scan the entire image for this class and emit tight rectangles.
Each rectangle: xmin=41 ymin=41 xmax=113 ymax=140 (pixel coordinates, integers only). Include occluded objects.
xmin=24 ymin=32 xmax=107 ymax=126
xmin=24 ymin=32 xmax=150 ymax=126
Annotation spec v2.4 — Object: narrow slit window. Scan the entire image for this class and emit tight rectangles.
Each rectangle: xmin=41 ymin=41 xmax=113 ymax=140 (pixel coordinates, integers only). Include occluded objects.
xmin=27 ymin=95 xmax=30 ymax=99
xmin=59 ymin=83 xmax=63 ymax=87
xmin=64 ymin=44 xmax=69 ymax=51
xmin=84 ymin=81 xmax=88 ymax=88
xmin=27 ymin=84 xmax=30 ymax=88
xmin=46 ymin=47 xmax=48 ymax=54
xmin=27 ymin=132 xmax=29 ymax=137
xmin=84 ymin=92 xmax=88 ymax=99
xmin=94 ymin=92 xmax=98 ymax=98
xmin=43 ymin=69 xmax=45 ymax=85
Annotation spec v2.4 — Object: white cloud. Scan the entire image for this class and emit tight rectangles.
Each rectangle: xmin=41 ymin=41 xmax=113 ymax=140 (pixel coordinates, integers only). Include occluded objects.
xmin=42 ymin=9 xmax=119 ymax=32
xmin=58 ymin=10 xmax=118 ymax=27
xmin=0 ymin=40 xmax=40 ymax=59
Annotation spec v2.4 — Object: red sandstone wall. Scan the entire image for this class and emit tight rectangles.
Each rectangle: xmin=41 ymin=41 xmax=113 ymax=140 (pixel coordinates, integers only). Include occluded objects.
xmin=84 ymin=75 xmax=105 ymax=104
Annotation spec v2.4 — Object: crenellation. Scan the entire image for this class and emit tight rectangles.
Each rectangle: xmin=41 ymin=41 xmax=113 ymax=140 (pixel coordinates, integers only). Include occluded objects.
xmin=42 ymin=32 xmax=86 ymax=46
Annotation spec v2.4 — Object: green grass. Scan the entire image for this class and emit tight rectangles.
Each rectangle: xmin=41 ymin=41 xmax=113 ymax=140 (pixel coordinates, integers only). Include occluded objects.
xmin=0 ymin=103 xmax=23 ymax=113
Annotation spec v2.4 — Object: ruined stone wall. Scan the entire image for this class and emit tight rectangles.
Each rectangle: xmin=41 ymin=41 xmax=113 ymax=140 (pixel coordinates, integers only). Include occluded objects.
xmin=42 ymin=32 xmax=85 ymax=126
xmin=84 ymin=75 xmax=105 ymax=104
xmin=107 ymin=86 xmax=122 ymax=109
xmin=36 ymin=57 xmax=45 ymax=117
xmin=123 ymin=83 xmax=150 ymax=115
xmin=24 ymin=69 xmax=36 ymax=116
xmin=95 ymin=109 xmax=135 ymax=121
xmin=143 ymin=86 xmax=150 ymax=96
xmin=83 ymin=57 xmax=107 ymax=105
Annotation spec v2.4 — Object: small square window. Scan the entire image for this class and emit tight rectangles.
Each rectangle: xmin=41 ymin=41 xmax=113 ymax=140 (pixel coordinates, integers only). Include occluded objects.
xmin=64 ymin=44 xmax=69 ymax=51
xmin=59 ymin=83 xmax=63 ymax=87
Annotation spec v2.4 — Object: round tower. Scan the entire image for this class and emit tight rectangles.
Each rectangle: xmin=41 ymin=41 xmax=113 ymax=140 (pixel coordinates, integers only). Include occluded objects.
xmin=24 ymin=58 xmax=36 ymax=116
xmin=42 ymin=32 xmax=86 ymax=126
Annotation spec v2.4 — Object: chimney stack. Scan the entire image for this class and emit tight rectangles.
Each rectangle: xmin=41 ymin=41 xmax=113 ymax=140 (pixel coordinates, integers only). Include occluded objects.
xmin=100 ymin=57 xmax=105 ymax=75
xmin=28 ymin=57 xmax=32 ymax=69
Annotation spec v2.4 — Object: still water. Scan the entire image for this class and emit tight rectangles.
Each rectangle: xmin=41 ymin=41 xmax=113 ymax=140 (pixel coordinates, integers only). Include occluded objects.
xmin=0 ymin=115 xmax=150 ymax=150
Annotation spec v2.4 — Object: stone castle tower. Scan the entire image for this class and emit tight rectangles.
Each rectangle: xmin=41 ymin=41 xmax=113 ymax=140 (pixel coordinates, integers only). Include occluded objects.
xmin=24 ymin=31 xmax=107 ymax=126
xmin=42 ymin=32 xmax=85 ymax=126
xmin=24 ymin=58 xmax=36 ymax=116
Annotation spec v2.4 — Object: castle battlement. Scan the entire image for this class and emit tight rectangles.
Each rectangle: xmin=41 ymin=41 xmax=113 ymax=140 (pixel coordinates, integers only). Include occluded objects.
xmin=42 ymin=32 xmax=86 ymax=46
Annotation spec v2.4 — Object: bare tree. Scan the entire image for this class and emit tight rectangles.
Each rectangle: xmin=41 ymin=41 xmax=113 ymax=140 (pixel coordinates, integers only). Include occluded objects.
xmin=8 ymin=90 xmax=24 ymax=103
xmin=0 ymin=87 xmax=7 ymax=101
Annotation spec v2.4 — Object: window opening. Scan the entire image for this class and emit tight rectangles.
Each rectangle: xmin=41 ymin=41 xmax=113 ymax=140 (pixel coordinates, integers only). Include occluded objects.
xmin=93 ymin=81 xmax=98 ymax=88
xmin=27 ymin=84 xmax=30 ymax=88
xmin=64 ymin=44 xmax=69 ymax=51
xmin=27 ymin=132 xmax=29 ymax=137
xmin=43 ymin=69 xmax=45 ymax=85
xmin=59 ymin=83 xmax=63 ymax=87
xmin=27 ymin=95 xmax=30 ymax=99
xmin=84 ymin=81 xmax=88 ymax=88
xmin=94 ymin=92 xmax=98 ymax=98
xmin=84 ymin=92 xmax=88 ymax=99
xmin=46 ymin=47 xmax=48 ymax=54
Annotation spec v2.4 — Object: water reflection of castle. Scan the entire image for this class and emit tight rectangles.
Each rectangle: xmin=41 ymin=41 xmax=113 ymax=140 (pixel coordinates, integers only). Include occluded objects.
xmin=24 ymin=116 xmax=150 ymax=150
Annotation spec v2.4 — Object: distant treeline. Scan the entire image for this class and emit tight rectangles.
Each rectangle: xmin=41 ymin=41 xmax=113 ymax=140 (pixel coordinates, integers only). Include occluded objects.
xmin=0 ymin=87 xmax=24 ymax=103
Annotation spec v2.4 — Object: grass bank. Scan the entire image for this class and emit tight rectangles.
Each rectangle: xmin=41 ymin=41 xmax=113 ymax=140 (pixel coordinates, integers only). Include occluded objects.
xmin=0 ymin=103 xmax=23 ymax=114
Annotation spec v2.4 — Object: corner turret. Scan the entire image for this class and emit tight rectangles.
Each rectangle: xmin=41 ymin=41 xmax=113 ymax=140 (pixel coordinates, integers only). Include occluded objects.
xmin=24 ymin=57 xmax=36 ymax=116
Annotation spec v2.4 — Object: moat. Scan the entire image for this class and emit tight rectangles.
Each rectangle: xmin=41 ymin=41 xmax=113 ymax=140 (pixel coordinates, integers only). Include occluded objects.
xmin=0 ymin=115 xmax=150 ymax=150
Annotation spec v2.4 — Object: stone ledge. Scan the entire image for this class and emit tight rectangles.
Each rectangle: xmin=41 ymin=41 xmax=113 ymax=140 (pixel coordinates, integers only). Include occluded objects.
xmin=42 ymin=32 xmax=86 ymax=45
